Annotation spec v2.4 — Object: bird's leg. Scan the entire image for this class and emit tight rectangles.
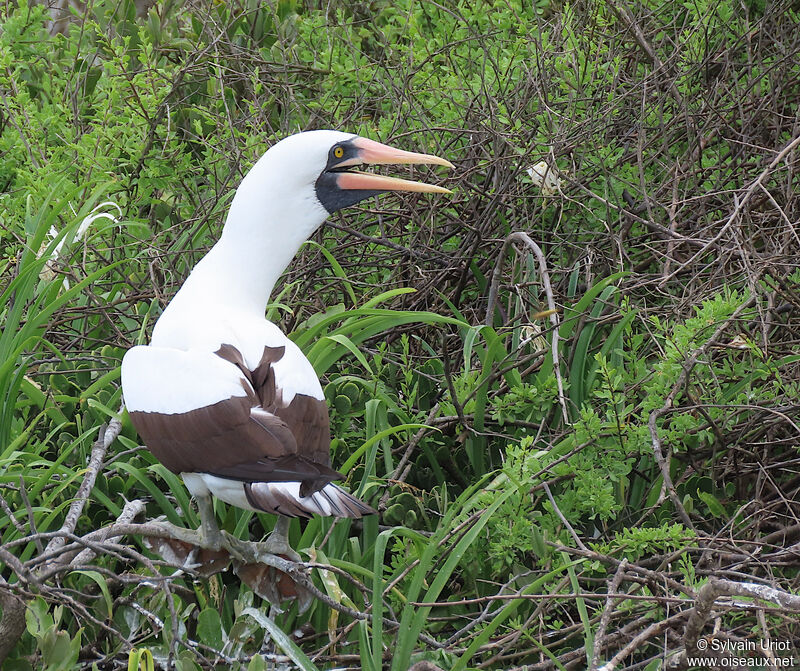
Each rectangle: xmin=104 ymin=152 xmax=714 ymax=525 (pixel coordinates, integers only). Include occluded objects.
xmin=149 ymin=499 xmax=315 ymax=574
xmin=257 ymin=516 xmax=301 ymax=562
xmin=148 ymin=509 xmax=311 ymax=610
xmin=196 ymin=494 xmax=225 ymax=551
xmin=149 ymin=500 xmax=295 ymax=564
xmin=257 ymin=516 xmax=313 ymax=612
xmin=147 ymin=495 xmax=228 ymax=552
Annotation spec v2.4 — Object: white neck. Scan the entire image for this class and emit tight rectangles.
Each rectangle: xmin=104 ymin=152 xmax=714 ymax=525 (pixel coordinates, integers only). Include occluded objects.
xmin=170 ymin=235 xmax=287 ymax=315
xmin=150 ymin=130 xmax=361 ymax=347
xmin=158 ymin=155 xmax=330 ymax=323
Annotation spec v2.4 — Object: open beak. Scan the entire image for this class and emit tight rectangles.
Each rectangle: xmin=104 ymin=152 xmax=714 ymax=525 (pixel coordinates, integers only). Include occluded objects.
xmin=334 ymin=137 xmax=453 ymax=194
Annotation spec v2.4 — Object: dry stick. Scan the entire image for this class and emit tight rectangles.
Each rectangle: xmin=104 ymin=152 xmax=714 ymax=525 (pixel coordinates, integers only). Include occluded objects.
xmin=95 ymin=521 xmax=440 ymax=649
xmin=597 ymin=612 xmax=688 ymax=671
xmin=506 ymin=611 xmax=672 ymax=671
xmin=568 ymin=179 xmax=714 ymax=254
xmin=589 ymin=559 xmax=629 ymax=671
xmin=659 ymin=132 xmax=800 ymax=287
xmin=438 ymin=569 xmax=552 ymax=650
xmin=43 ymin=408 xmax=124 ymax=561
xmin=0 ymin=577 xmax=27 ymax=666
xmin=70 ymin=498 xmax=146 ymax=566
xmin=10 ymin=467 xmax=437 ymax=653
xmin=542 ymin=482 xmax=588 ymax=552
xmin=45 ymin=518 xmax=374 ymax=625
xmin=676 ymin=578 xmax=800 ymax=670
xmin=664 ymin=162 xmax=681 ymax=281
xmin=756 ymin=609 xmax=779 ymax=671
xmin=1 ymin=411 xmax=122 ymax=662
xmin=485 ymin=232 xmax=569 ymax=423
xmin=647 ymin=297 xmax=755 ymax=531
xmin=0 ymin=491 xmax=26 ymax=535
xmin=36 ymin=534 xmax=168 ymax=583
xmin=550 ymin=542 xmax=695 ymax=599
xmin=477 ymin=575 xmax=575 ymax=669
xmin=412 ymin=591 xmax=691 ymax=609
xmin=18 ymin=475 xmax=43 ymax=554
xmin=441 ymin=331 xmax=470 ymax=432
xmin=606 ymin=0 xmax=686 ymax=109
xmin=408 ymin=663 xmax=446 ymax=671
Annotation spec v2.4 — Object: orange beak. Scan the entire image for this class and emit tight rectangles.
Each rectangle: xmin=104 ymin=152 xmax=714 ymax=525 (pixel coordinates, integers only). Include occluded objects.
xmin=334 ymin=137 xmax=453 ymax=193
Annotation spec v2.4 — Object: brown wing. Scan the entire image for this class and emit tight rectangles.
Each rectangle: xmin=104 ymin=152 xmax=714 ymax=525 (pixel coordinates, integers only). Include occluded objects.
xmin=215 ymin=343 xmax=333 ymax=469
xmin=128 ymin=343 xmax=338 ymax=492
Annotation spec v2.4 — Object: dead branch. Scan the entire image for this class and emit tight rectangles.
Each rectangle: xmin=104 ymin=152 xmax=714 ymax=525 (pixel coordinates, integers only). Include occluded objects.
xmin=42 ymin=409 xmax=123 ymax=561
xmin=671 ymin=578 xmax=800 ymax=670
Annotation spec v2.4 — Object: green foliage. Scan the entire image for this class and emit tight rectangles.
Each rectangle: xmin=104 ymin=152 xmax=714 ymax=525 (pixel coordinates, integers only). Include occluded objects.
xmin=593 ymin=522 xmax=693 ymax=562
xmin=23 ymin=598 xmax=82 ymax=671
xmin=127 ymin=648 xmax=155 ymax=671
xmin=2 ymin=0 xmax=799 ymax=668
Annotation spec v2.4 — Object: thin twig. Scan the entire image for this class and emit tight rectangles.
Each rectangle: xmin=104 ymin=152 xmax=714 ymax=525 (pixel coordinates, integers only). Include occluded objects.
xmin=590 ymin=559 xmax=629 ymax=671
xmin=486 ymin=232 xmax=569 ymax=423
xmin=597 ymin=612 xmax=688 ymax=671
xmin=659 ymin=132 xmax=800 ymax=286
xmin=543 ymin=482 xmax=588 ymax=552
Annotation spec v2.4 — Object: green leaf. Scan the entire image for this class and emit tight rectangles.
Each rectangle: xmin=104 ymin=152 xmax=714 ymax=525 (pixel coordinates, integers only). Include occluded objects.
xmin=197 ymin=608 xmax=224 ymax=650
xmin=25 ymin=597 xmax=51 ymax=639
xmin=391 ymin=483 xmax=517 ymax=671
xmin=241 ymin=608 xmax=320 ymax=671
xmin=564 ymin=551 xmax=593 ymax=666
xmin=340 ymin=423 xmax=432 ymax=474
xmin=247 ymin=655 xmax=267 ymax=671
xmin=450 ymin=561 xmax=579 ymax=671
xmin=697 ymin=491 xmax=726 ymax=518
xmin=320 ymin=334 xmax=373 ymax=375
xmin=72 ymin=570 xmax=113 ymax=620
xmin=302 ymin=239 xmax=358 ymax=307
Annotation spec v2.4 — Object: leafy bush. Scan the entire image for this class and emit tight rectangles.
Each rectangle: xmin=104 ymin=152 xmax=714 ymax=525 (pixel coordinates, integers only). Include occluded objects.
xmin=2 ymin=0 xmax=799 ymax=668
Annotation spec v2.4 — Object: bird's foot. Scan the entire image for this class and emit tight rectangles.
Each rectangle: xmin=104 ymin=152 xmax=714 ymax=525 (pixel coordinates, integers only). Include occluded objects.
xmin=235 ymin=521 xmax=311 ymax=612
xmin=143 ymin=521 xmax=234 ymax=574
xmin=145 ymin=519 xmax=311 ymax=611
xmin=146 ymin=520 xmax=297 ymax=565
xmin=250 ymin=516 xmax=301 ymax=562
xmin=256 ymin=530 xmax=302 ymax=563
xmin=148 ymin=520 xmax=205 ymax=547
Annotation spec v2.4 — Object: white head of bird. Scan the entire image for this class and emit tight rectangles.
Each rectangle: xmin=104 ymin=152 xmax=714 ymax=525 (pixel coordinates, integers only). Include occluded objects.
xmin=164 ymin=130 xmax=453 ymax=318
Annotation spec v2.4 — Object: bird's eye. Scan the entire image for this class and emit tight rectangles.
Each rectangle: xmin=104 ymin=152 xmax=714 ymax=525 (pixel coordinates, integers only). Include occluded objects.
xmin=333 ymin=146 xmax=344 ymax=159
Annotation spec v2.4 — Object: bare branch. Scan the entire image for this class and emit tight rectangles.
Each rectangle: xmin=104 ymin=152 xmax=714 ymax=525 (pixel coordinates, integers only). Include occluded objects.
xmin=43 ymin=409 xmax=124 ymax=562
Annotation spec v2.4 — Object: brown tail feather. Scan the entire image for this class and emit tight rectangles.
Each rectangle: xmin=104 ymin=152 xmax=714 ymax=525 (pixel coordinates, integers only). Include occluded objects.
xmin=244 ymin=481 xmax=375 ymax=518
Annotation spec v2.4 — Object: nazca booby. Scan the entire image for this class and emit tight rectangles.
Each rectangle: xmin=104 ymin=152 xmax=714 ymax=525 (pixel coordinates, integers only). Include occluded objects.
xmin=121 ymin=130 xmax=452 ymax=559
